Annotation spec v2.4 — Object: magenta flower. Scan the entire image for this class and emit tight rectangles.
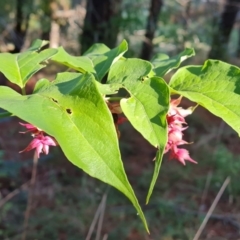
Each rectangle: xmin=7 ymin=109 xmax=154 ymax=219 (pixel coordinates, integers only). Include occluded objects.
xmin=19 ymin=122 xmax=57 ymax=158
xmin=20 ymin=133 xmax=57 ymax=158
xmin=165 ymin=96 xmax=197 ymax=165
xmin=170 ymin=146 xmax=197 ymax=165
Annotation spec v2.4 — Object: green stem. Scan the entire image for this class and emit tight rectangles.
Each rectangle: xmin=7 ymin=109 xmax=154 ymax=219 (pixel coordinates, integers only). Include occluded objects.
xmin=21 ymin=87 xmax=26 ymax=95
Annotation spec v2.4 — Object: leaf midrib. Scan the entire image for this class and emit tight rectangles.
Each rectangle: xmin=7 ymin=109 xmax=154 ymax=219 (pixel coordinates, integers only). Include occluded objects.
xmin=15 ymin=54 xmax=22 ymax=87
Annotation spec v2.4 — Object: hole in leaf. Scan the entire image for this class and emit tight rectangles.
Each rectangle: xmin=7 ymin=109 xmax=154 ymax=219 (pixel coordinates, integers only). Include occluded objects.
xmin=66 ymin=108 xmax=72 ymax=114
xmin=51 ymin=98 xmax=58 ymax=103
xmin=140 ymin=76 xmax=147 ymax=82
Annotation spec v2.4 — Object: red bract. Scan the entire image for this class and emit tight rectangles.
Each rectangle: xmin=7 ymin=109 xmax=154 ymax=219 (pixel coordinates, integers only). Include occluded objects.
xmin=19 ymin=122 xmax=42 ymax=135
xmin=165 ymin=97 xmax=197 ymax=165
xmin=117 ymin=116 xmax=128 ymax=125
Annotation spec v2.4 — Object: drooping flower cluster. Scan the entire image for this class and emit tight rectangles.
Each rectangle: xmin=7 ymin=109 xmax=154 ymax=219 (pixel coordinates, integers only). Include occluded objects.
xmin=165 ymin=97 xmax=197 ymax=165
xmin=19 ymin=123 xmax=57 ymax=158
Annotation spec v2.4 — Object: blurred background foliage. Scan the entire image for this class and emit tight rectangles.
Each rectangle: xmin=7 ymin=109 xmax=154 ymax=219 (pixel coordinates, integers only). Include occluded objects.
xmin=1 ymin=0 xmax=240 ymax=239
xmin=0 ymin=0 xmax=239 ymax=60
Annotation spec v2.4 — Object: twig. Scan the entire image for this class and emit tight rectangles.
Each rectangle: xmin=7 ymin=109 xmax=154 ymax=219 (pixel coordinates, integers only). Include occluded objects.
xmin=0 ymin=181 xmax=30 ymax=208
xmin=198 ymin=171 xmax=212 ymax=213
xmin=0 ymin=169 xmax=57 ymax=209
xmin=96 ymin=194 xmax=107 ymax=240
xmin=21 ymin=151 xmax=38 ymax=240
xmin=85 ymin=193 xmax=107 ymax=240
xmin=83 ymin=197 xmax=239 ymax=230
xmin=175 ymin=205 xmax=240 ymax=230
xmin=85 ymin=202 xmax=102 ymax=240
xmin=102 ymin=234 xmax=108 ymax=240
xmin=193 ymin=177 xmax=231 ymax=240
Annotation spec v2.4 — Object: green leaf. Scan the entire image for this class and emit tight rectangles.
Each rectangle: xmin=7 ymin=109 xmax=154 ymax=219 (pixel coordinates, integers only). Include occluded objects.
xmin=151 ymin=53 xmax=169 ymax=61
xmin=108 ymin=59 xmax=169 ymax=203
xmin=0 ymin=49 xmax=57 ymax=89
xmin=34 ymin=73 xmax=85 ymax=93
xmin=95 ymin=81 xmax=121 ymax=95
xmin=51 ymin=47 xmax=95 ymax=74
xmin=120 ymin=78 xmax=169 ymax=203
xmin=83 ymin=43 xmax=110 ymax=55
xmin=27 ymin=39 xmax=49 ymax=51
xmin=33 ymin=78 xmax=51 ymax=93
xmin=34 ymin=73 xmax=121 ymax=100
xmin=107 ymin=58 xmax=153 ymax=84
xmin=120 ymin=78 xmax=169 ymax=147
xmin=169 ymin=60 xmax=240 ymax=135
xmin=0 ymin=73 xmax=149 ymax=232
xmin=152 ymin=48 xmax=195 ymax=77
xmin=84 ymin=40 xmax=128 ymax=81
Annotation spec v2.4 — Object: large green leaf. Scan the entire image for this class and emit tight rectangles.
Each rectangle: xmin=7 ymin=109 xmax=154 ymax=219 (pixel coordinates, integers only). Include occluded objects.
xmin=120 ymin=78 xmax=169 ymax=147
xmin=121 ymin=78 xmax=169 ymax=203
xmin=152 ymin=48 xmax=195 ymax=77
xmin=108 ymin=59 xmax=169 ymax=203
xmin=84 ymin=40 xmax=128 ymax=81
xmin=169 ymin=60 xmax=240 ymax=135
xmin=51 ymin=47 xmax=95 ymax=74
xmin=0 ymin=73 xmax=149 ymax=232
xmin=0 ymin=49 xmax=57 ymax=89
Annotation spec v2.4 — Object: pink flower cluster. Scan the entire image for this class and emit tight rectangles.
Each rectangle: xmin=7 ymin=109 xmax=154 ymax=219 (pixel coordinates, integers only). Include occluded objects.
xmin=165 ymin=97 xmax=197 ymax=165
xmin=19 ymin=123 xmax=57 ymax=158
